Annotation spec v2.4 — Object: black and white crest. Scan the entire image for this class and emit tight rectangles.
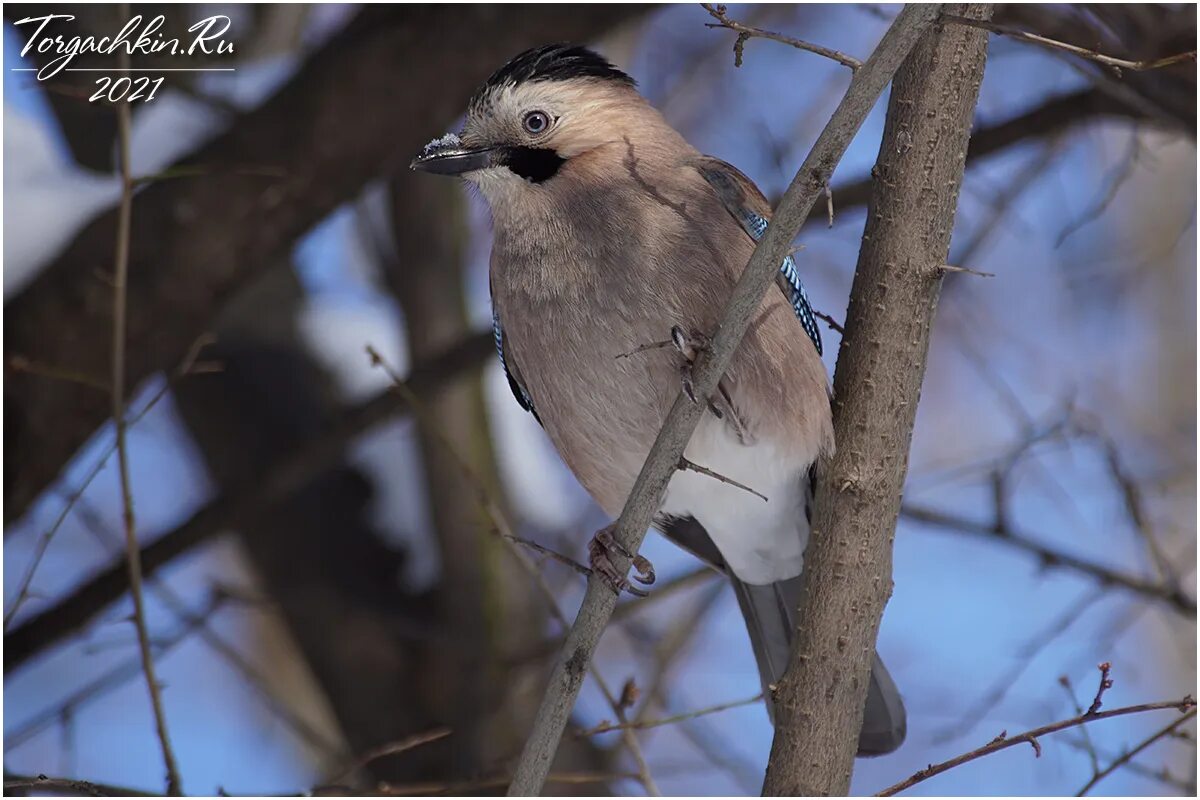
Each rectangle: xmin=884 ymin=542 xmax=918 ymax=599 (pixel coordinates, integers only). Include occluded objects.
xmin=470 ymin=44 xmax=634 ymax=110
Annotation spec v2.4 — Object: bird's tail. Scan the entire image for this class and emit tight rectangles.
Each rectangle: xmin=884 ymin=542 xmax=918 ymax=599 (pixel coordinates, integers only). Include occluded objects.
xmin=731 ymin=575 xmax=907 ymax=756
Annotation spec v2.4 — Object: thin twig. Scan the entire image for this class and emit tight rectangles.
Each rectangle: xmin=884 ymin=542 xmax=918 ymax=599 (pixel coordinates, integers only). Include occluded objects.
xmin=1084 ymin=418 xmax=1183 ymax=593
xmin=932 ymin=585 xmax=1109 ymax=743
xmin=5 ymin=332 xmax=492 ymax=674
xmin=324 ymin=728 xmax=451 ymax=788
xmin=1059 ymin=674 xmax=1101 ymax=774
xmin=1070 ymin=711 xmax=1199 ymax=796
xmin=875 ymin=695 xmax=1196 ymax=796
xmin=701 ymin=3 xmax=863 ymax=71
xmin=4 ymin=592 xmax=228 ymax=753
xmin=6 ymin=356 xmax=109 ymax=392
xmin=812 ymin=309 xmax=845 ymax=334
xmin=678 ymin=456 xmax=768 ymax=502
xmin=939 ymin=263 xmax=995 ymax=278
xmin=110 ymin=22 xmax=181 ymax=794
xmin=576 ymin=693 xmax=763 ymax=737
xmin=507 ymin=8 xmax=942 ymax=794
xmin=1076 ymin=708 xmax=1197 ymax=796
xmin=507 ymin=543 xmax=662 ymax=795
xmin=940 ymin=13 xmax=1198 ymax=73
xmin=499 ymin=533 xmax=592 ymax=577
xmin=1055 ymin=131 xmax=1140 ymax=247
xmin=615 ymin=339 xmax=674 ymax=360
xmin=366 ymin=346 xmax=660 ymax=795
xmin=900 ymin=503 xmax=1196 ymax=615
xmin=53 ymin=486 xmax=346 ymax=765
xmin=1086 ymin=661 xmax=1114 ymax=715
xmin=628 ymin=580 xmax=725 ymax=727
xmin=3 ymin=333 xmax=214 ymax=631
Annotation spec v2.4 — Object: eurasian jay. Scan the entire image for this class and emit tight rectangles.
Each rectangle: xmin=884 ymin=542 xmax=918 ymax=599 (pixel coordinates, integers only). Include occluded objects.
xmin=412 ymin=43 xmax=905 ymax=755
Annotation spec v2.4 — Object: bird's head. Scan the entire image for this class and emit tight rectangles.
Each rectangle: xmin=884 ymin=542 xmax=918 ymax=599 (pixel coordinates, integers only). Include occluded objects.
xmin=411 ymin=44 xmax=653 ymax=199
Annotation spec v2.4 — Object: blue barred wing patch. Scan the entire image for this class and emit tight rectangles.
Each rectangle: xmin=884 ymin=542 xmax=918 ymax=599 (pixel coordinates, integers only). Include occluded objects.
xmin=739 ymin=209 xmax=823 ymax=356
xmin=493 ymin=307 xmax=536 ymax=415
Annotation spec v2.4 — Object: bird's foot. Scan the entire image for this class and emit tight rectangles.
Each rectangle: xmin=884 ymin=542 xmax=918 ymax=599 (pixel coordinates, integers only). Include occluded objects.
xmin=588 ymin=525 xmax=655 ymax=597
xmin=670 ymin=325 xmax=710 ymax=406
xmin=670 ymin=325 xmax=752 ymax=444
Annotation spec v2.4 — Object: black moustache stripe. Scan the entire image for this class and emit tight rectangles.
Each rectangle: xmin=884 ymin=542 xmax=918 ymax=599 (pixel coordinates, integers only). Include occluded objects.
xmin=499 ymin=146 xmax=565 ymax=183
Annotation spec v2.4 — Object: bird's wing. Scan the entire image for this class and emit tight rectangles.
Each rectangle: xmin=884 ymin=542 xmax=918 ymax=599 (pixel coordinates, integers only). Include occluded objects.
xmin=490 ymin=280 xmax=539 ymax=421
xmin=694 ymin=156 xmax=823 ymax=356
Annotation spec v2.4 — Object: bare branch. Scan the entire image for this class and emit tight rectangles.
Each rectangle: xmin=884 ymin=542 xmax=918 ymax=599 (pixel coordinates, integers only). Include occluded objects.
xmin=109 ymin=25 xmax=180 ymax=793
xmin=939 ymin=263 xmax=995 ymax=278
xmin=876 ymin=696 xmax=1197 ymax=796
xmin=701 ymin=3 xmax=863 ymax=71
xmin=813 ymin=309 xmax=845 ymax=334
xmin=324 ymin=728 xmax=452 ymax=788
xmin=932 ymin=585 xmax=1108 ymax=743
xmin=366 ymin=345 xmax=661 ymax=795
xmin=1086 ymin=661 xmax=1115 ymax=715
xmin=3 ymin=333 xmax=214 ymax=630
xmin=1059 ymin=673 xmax=1101 ymax=774
xmin=1055 ymin=132 xmax=1141 ymax=247
xmin=900 ymin=503 xmax=1197 ymax=615
xmin=576 ymin=693 xmax=763 ymax=737
xmin=506 ymin=7 xmax=944 ymax=795
xmin=678 ymin=456 xmax=769 ymax=502
xmin=4 ymin=591 xmax=229 ymax=752
xmin=941 ymin=13 xmax=1198 ymax=73
xmin=1076 ymin=709 xmax=1198 ymax=796
xmin=4 ymin=331 xmax=493 ymax=673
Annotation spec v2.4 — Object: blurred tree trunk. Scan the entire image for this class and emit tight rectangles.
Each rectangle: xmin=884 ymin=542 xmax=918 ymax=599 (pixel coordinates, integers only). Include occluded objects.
xmin=382 ymin=174 xmax=604 ymax=781
xmin=172 ymin=197 xmax=609 ymax=788
xmin=171 ymin=263 xmax=457 ymax=783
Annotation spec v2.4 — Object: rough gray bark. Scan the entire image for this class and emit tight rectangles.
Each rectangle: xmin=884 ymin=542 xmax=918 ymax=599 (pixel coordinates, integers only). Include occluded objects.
xmin=761 ymin=6 xmax=993 ymax=796
xmin=4 ymin=4 xmax=647 ymax=523
xmin=505 ymin=6 xmax=943 ymax=795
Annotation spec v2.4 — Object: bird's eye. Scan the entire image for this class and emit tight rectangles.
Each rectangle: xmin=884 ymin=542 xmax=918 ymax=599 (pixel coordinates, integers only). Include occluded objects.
xmin=523 ymin=110 xmax=550 ymax=135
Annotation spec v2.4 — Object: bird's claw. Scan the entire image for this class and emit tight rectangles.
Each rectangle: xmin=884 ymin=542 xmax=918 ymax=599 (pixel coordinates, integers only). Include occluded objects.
xmin=672 ymin=325 xmax=712 ymax=409
xmin=670 ymin=325 xmax=750 ymax=440
xmin=588 ymin=526 xmax=655 ymax=597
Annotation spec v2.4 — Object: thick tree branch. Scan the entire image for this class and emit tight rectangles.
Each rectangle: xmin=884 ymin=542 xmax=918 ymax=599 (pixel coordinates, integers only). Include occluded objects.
xmin=763 ymin=6 xmax=992 ymax=794
xmin=505 ymin=6 xmax=943 ymax=795
xmin=3 ymin=4 xmax=647 ymax=524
